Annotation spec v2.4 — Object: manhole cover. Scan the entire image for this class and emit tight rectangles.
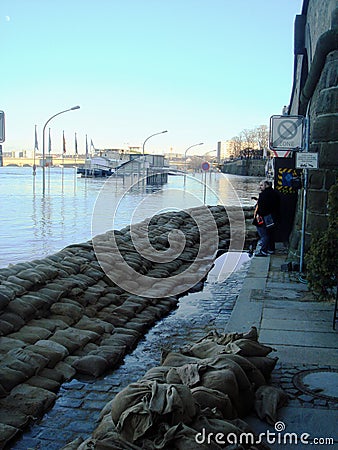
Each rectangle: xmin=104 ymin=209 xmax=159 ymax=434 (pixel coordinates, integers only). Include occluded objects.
xmin=293 ymin=368 xmax=338 ymax=401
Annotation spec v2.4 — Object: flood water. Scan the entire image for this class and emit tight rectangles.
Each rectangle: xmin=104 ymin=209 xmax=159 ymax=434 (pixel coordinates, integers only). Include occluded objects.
xmin=0 ymin=166 xmax=261 ymax=268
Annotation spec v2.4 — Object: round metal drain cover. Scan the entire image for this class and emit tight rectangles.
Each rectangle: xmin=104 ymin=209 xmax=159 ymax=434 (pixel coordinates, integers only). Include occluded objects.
xmin=293 ymin=368 xmax=338 ymax=401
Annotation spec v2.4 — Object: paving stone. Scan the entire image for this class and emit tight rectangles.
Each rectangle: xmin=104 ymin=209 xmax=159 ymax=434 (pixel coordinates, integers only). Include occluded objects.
xmin=298 ymin=394 xmax=315 ymax=403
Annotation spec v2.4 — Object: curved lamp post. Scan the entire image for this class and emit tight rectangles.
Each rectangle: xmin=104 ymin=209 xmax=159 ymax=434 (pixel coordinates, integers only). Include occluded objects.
xmin=42 ymin=105 xmax=80 ymax=193
xmin=184 ymin=142 xmax=203 ymax=185
xmin=142 ymin=130 xmax=167 ymax=156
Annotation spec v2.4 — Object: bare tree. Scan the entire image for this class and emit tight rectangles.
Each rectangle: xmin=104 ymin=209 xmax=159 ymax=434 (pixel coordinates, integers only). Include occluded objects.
xmin=255 ymin=125 xmax=268 ymax=150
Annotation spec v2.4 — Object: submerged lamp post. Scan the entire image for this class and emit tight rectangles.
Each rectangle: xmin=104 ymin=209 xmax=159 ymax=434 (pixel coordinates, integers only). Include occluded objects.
xmin=184 ymin=142 xmax=204 ymax=185
xmin=142 ymin=130 xmax=168 ymax=156
xmin=42 ymin=105 xmax=80 ymax=194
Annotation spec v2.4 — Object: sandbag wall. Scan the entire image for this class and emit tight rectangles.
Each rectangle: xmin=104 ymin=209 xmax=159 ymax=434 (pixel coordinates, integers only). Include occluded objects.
xmin=68 ymin=329 xmax=287 ymax=450
xmin=0 ymin=205 xmax=256 ymax=447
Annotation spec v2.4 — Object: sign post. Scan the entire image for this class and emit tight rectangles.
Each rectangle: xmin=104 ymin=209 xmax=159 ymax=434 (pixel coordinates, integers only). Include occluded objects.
xmin=299 ymin=117 xmax=311 ymax=275
xmin=201 ymin=161 xmax=210 ymax=204
xmin=0 ymin=111 xmax=5 ymax=143
xmin=0 ymin=111 xmax=5 ymax=168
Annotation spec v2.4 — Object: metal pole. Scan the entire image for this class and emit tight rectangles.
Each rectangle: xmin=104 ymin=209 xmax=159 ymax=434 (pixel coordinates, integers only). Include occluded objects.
xmin=299 ymin=116 xmax=309 ymax=274
xmin=203 ymin=170 xmax=207 ymax=204
xmin=42 ymin=106 xmax=80 ymax=194
xmin=142 ymin=130 xmax=167 ymax=156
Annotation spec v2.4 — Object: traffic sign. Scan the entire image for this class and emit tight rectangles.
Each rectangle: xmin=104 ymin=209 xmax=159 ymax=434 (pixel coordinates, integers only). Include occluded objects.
xmin=296 ymin=152 xmax=318 ymax=169
xmin=269 ymin=115 xmax=304 ymax=150
xmin=271 ymin=149 xmax=291 ymax=158
xmin=201 ymin=161 xmax=210 ymax=171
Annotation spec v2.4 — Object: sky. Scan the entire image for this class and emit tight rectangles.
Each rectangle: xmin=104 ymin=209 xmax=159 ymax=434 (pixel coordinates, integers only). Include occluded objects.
xmin=1 ymin=0 xmax=303 ymax=155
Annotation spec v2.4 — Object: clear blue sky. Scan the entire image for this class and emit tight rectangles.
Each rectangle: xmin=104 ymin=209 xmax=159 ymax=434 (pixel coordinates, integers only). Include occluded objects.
xmin=1 ymin=0 xmax=303 ymax=155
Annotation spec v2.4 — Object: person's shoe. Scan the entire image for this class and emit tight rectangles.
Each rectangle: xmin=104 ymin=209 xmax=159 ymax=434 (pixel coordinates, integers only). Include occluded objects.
xmin=255 ymin=250 xmax=267 ymax=257
xmin=267 ymin=250 xmax=275 ymax=254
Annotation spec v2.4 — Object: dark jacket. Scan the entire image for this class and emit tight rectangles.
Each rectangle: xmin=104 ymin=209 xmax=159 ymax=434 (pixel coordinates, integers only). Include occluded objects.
xmin=257 ymin=187 xmax=280 ymax=221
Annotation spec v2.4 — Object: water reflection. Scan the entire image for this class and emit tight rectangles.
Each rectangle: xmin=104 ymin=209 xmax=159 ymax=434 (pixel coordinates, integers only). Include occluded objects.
xmin=0 ymin=167 xmax=260 ymax=267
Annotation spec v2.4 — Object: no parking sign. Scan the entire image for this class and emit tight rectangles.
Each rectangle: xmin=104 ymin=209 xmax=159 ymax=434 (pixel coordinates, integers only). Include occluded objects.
xmin=269 ymin=115 xmax=304 ymax=151
xmin=201 ymin=161 xmax=210 ymax=171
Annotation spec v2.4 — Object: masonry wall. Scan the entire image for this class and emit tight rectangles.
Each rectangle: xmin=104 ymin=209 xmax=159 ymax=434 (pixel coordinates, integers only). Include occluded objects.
xmin=220 ymin=159 xmax=266 ymax=177
xmin=288 ymin=0 xmax=338 ymax=260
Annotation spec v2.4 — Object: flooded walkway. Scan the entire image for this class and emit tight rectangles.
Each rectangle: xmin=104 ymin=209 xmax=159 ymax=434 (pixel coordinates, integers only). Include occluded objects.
xmin=10 ymin=253 xmax=251 ymax=450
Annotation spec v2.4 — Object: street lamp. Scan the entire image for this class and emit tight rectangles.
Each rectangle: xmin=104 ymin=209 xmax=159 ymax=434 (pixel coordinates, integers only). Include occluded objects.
xmin=42 ymin=105 xmax=80 ymax=193
xmin=203 ymin=149 xmax=216 ymax=159
xmin=184 ymin=142 xmax=204 ymax=184
xmin=142 ymin=130 xmax=167 ymax=156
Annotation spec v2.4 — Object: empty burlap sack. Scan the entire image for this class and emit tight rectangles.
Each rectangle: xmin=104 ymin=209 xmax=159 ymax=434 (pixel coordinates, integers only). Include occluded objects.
xmin=190 ymin=415 xmax=245 ymax=448
xmin=140 ymin=366 xmax=171 ymax=383
xmin=246 ymin=356 xmax=278 ymax=380
xmin=191 ymin=386 xmax=236 ymax=419
xmin=147 ymin=382 xmax=198 ymax=424
xmin=111 ymin=381 xmax=153 ymax=426
xmin=199 ymin=368 xmax=239 ymax=406
xmin=219 ymin=354 xmax=266 ymax=389
xmin=224 ymin=338 xmax=274 ymax=357
xmin=254 ymin=385 xmax=288 ymax=425
xmin=161 ymin=351 xmax=202 ymax=367
xmin=185 ymin=340 xmax=227 ymax=359
xmin=152 ymin=422 xmax=223 ymax=450
xmin=166 ymin=363 xmax=204 ymax=387
xmin=206 ymin=355 xmax=252 ymax=391
xmin=116 ymin=382 xmax=198 ymax=443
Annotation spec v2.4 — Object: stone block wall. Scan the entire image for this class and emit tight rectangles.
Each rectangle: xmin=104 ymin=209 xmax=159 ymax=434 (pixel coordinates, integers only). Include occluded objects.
xmin=288 ymin=0 xmax=338 ymax=260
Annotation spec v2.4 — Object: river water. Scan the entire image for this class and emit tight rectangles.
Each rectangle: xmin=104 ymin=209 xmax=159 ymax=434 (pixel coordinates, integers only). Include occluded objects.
xmin=0 ymin=166 xmax=261 ymax=268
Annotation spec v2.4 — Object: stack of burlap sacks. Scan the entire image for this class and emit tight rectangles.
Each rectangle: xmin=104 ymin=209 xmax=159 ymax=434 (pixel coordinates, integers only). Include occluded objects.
xmin=65 ymin=327 xmax=287 ymax=450
xmin=0 ymin=205 xmax=257 ymax=447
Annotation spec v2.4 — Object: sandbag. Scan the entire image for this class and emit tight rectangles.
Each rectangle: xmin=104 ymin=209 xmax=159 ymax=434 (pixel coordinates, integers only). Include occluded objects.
xmin=207 ymin=355 xmax=252 ymax=391
xmin=254 ymin=385 xmax=288 ymax=425
xmin=224 ymin=338 xmax=274 ymax=357
xmin=140 ymin=366 xmax=171 ymax=382
xmin=199 ymin=368 xmax=239 ymax=407
xmin=191 ymin=386 xmax=236 ymax=419
xmin=246 ymin=356 xmax=279 ymax=380
xmin=111 ymin=382 xmax=153 ymax=426
xmin=72 ymin=355 xmax=108 ymax=377
xmin=166 ymin=363 xmax=203 ymax=387
xmin=218 ymin=354 xmax=266 ymax=389
xmin=186 ymin=340 xmax=227 ymax=359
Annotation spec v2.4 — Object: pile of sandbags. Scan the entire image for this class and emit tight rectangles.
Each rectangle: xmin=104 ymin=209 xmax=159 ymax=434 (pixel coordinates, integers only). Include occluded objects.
xmin=66 ymin=328 xmax=287 ymax=449
xmin=0 ymin=205 xmax=256 ymax=447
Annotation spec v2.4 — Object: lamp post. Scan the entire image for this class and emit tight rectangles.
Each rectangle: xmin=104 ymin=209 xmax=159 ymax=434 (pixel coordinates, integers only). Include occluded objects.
xmin=142 ymin=130 xmax=167 ymax=156
xmin=203 ymin=149 xmax=216 ymax=159
xmin=184 ymin=142 xmax=203 ymax=185
xmin=42 ymin=105 xmax=80 ymax=193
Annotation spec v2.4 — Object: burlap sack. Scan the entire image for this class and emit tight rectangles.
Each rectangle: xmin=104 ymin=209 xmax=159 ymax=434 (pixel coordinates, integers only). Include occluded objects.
xmin=224 ymin=338 xmax=274 ymax=357
xmin=191 ymin=386 xmax=236 ymax=419
xmin=254 ymin=385 xmax=288 ymax=425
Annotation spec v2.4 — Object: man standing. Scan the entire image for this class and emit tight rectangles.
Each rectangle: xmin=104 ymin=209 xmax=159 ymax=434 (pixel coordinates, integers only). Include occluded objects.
xmin=254 ymin=180 xmax=280 ymax=256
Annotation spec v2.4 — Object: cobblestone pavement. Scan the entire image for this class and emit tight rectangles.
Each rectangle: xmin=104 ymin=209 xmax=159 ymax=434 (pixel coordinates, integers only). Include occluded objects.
xmin=9 ymin=258 xmax=251 ymax=450
xmin=270 ymin=363 xmax=338 ymax=410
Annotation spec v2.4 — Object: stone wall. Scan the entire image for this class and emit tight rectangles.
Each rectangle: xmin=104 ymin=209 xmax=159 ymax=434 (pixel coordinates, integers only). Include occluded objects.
xmin=288 ymin=0 xmax=338 ymax=260
xmin=221 ymin=159 xmax=266 ymax=177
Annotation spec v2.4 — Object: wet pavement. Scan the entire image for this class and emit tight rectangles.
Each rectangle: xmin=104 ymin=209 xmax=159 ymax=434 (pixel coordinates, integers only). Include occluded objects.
xmin=9 ymin=253 xmax=251 ymax=450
